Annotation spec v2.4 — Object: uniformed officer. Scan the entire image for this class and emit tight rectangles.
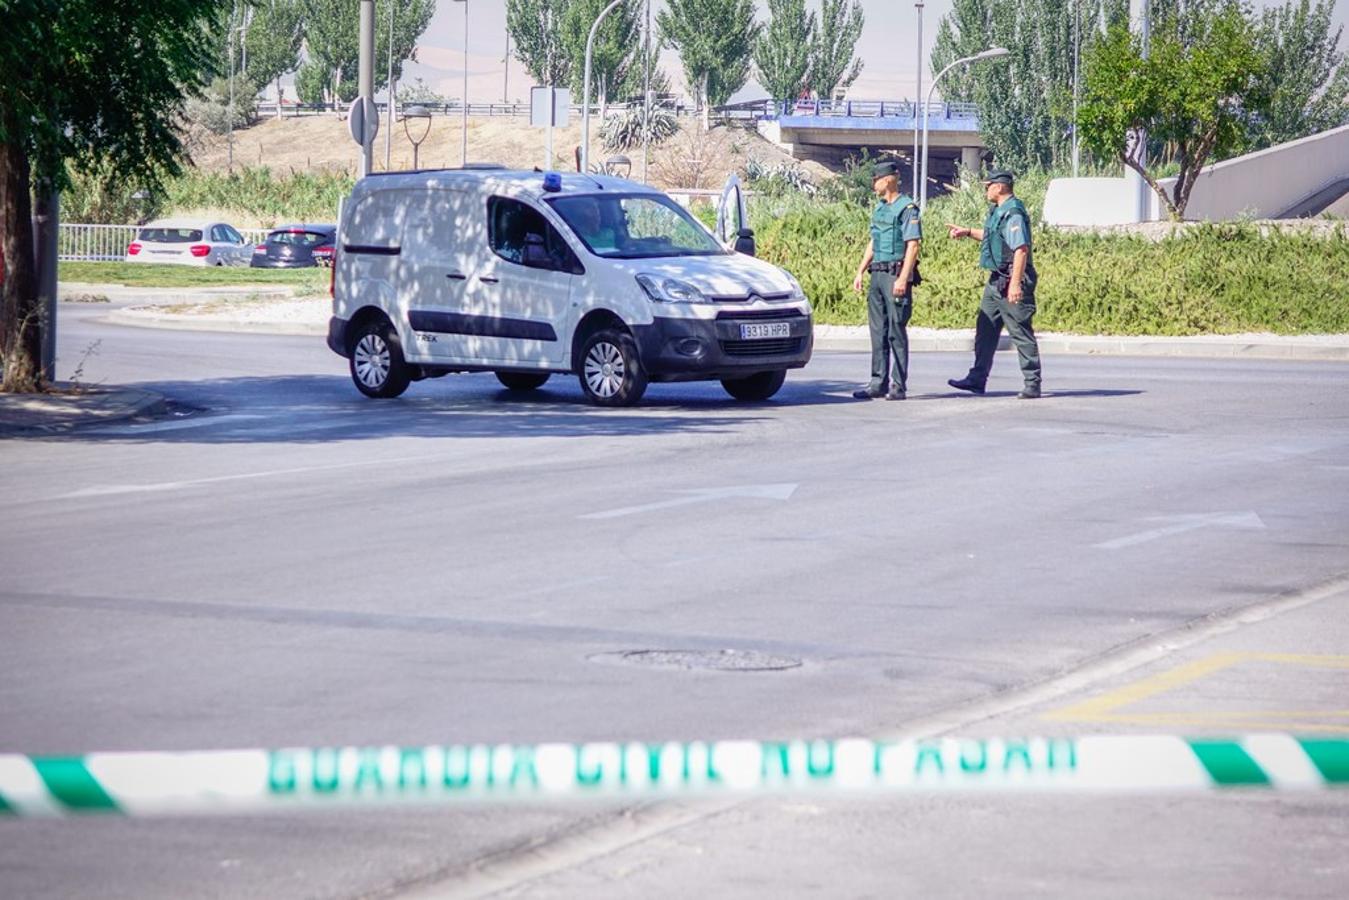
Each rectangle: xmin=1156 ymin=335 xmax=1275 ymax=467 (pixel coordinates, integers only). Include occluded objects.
xmin=852 ymin=160 xmax=922 ymax=400
xmin=945 ymin=170 xmax=1042 ymax=399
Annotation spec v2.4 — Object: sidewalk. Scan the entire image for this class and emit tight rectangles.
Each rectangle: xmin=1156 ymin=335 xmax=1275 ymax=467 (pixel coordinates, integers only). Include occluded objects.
xmin=436 ymin=579 xmax=1349 ymax=899
xmin=0 ymin=384 xmax=166 ymax=436
xmin=91 ymin=291 xmax=1349 ymax=362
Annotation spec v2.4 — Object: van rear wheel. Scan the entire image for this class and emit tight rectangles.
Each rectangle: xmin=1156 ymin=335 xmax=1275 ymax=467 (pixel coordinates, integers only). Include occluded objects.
xmin=721 ymin=369 xmax=786 ymax=401
xmin=495 ymin=371 xmax=551 ymax=391
xmin=350 ymin=319 xmax=412 ymax=399
xmin=578 ymin=329 xmax=648 ymax=407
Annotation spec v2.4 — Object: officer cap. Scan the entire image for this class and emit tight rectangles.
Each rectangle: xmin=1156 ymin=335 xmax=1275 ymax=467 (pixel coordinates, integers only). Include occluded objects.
xmin=871 ymin=161 xmax=901 ymax=181
xmin=982 ymin=169 xmax=1015 ymax=186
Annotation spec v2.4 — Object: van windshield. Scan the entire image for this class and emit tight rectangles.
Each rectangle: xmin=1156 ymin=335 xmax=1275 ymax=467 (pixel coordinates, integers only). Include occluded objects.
xmin=548 ymin=194 xmax=725 ymax=259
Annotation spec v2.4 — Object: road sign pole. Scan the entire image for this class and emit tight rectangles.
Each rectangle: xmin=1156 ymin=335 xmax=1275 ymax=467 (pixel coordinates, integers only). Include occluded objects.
xmin=358 ymin=0 xmax=375 ymax=177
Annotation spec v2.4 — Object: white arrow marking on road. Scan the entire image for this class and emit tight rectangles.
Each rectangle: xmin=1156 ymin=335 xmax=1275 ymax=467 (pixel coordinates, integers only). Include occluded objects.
xmin=579 ymin=483 xmax=798 ymax=521
xmin=1094 ymin=512 xmax=1265 ymax=550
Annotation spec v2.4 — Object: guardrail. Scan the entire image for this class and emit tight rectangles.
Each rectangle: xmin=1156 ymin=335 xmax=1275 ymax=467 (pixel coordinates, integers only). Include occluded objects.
xmin=59 ymin=224 xmax=271 ymax=263
xmin=250 ymin=98 xmax=977 ymax=126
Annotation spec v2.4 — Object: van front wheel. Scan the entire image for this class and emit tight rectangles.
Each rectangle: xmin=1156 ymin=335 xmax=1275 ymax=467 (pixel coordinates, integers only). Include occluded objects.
xmin=721 ymin=369 xmax=786 ymax=401
xmin=350 ymin=320 xmax=412 ymax=399
xmin=578 ymin=329 xmax=648 ymax=407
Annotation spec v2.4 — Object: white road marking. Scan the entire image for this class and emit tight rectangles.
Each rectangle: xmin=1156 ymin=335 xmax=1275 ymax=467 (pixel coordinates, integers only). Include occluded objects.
xmin=578 ymin=483 xmax=798 ymax=521
xmin=86 ymin=413 xmax=267 ymax=435
xmin=57 ymin=455 xmax=440 ymax=499
xmin=1094 ymin=511 xmax=1266 ymax=550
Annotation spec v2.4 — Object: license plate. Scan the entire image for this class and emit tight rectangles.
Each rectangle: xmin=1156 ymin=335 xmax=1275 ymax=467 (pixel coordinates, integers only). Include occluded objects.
xmin=740 ymin=322 xmax=792 ymax=340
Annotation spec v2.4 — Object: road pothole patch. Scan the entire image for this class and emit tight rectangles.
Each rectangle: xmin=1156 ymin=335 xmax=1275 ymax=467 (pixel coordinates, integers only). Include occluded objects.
xmin=589 ymin=649 xmax=803 ymax=672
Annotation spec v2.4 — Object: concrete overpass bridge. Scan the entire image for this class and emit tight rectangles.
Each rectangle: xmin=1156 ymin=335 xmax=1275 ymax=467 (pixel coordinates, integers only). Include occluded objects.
xmin=747 ymin=99 xmax=988 ymax=195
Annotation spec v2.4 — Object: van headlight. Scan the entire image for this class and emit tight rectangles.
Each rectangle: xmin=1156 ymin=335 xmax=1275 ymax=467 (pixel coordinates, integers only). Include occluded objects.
xmin=636 ymin=274 xmax=707 ymax=304
xmin=784 ymin=271 xmax=807 ymax=303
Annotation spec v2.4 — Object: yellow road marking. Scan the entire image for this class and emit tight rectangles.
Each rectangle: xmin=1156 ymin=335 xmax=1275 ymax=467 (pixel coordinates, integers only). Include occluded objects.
xmin=1043 ymin=652 xmax=1349 ymax=724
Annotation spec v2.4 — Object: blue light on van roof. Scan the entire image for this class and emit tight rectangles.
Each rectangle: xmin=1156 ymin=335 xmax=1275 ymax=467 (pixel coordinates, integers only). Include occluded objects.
xmin=542 ymin=172 xmax=563 ymax=193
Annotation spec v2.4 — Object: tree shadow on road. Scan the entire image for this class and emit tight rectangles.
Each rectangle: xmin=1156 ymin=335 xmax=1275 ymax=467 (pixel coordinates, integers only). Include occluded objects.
xmin=30 ymin=373 xmax=863 ymax=445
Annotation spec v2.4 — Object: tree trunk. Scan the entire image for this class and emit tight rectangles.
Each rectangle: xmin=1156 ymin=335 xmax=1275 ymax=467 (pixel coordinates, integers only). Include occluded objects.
xmin=275 ymin=77 xmax=284 ymax=120
xmin=0 ymin=117 xmax=42 ymax=393
xmin=1120 ymin=151 xmax=1178 ymax=222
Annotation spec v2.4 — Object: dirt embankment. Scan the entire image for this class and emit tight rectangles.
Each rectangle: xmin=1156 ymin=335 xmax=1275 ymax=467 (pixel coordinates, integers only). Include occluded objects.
xmin=189 ymin=114 xmax=834 ymax=190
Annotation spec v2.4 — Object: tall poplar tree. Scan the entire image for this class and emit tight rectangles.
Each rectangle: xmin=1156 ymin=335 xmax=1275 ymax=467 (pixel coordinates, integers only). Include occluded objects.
xmin=807 ymin=0 xmax=865 ymax=100
xmin=658 ymin=0 xmax=760 ymax=107
xmin=754 ymin=0 xmax=816 ymax=101
xmin=507 ymin=0 xmax=574 ymax=88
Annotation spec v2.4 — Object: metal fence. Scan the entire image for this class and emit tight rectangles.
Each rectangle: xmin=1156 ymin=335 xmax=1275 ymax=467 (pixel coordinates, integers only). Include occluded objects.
xmin=59 ymin=224 xmax=270 ymax=263
xmin=252 ymin=97 xmax=978 ymax=125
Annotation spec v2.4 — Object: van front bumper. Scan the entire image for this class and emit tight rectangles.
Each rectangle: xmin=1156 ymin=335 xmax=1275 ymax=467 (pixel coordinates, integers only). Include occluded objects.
xmin=632 ymin=311 xmax=813 ymax=382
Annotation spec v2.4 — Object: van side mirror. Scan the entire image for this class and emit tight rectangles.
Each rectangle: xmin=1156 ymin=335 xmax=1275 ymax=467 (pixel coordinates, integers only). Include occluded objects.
xmin=523 ymin=233 xmax=551 ymax=268
xmin=733 ymin=227 xmax=756 ymax=257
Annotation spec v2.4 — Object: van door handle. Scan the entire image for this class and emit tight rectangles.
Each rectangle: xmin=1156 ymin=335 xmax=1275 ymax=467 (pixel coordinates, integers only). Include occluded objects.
xmin=479 ymin=275 xmax=499 ymax=284
xmin=445 ymin=272 xmax=466 ymax=280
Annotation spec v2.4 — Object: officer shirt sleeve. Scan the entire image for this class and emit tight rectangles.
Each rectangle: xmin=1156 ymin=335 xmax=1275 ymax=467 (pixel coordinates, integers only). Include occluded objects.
xmin=1002 ymin=212 xmax=1029 ymax=251
xmin=900 ymin=205 xmax=922 ymax=243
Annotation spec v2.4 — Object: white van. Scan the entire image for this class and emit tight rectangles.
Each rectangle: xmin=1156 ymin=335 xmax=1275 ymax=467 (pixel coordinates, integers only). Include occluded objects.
xmin=327 ymin=168 xmax=812 ymax=406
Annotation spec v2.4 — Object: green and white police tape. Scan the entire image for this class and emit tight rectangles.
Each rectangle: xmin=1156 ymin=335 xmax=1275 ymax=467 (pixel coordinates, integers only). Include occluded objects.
xmin=2 ymin=735 xmax=1346 ymax=816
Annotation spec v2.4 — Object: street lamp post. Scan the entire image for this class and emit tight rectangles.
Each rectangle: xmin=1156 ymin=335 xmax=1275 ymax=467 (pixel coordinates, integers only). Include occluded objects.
xmin=402 ymin=106 xmax=432 ymax=170
xmin=581 ymin=0 xmax=625 ymax=174
xmin=920 ymin=47 xmax=1011 ymax=211
xmin=913 ymin=1 xmax=924 ymax=197
xmin=385 ymin=0 xmax=396 ymax=170
xmin=452 ymin=0 xmax=469 ymax=167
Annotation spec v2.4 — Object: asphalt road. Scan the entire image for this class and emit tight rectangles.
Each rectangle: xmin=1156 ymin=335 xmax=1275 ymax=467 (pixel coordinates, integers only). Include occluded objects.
xmin=2 ymin=303 xmax=1348 ymax=898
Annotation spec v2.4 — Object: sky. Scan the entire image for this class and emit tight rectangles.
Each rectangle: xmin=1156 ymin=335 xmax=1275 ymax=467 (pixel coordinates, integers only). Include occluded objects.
xmin=403 ymin=0 xmax=1348 ymax=104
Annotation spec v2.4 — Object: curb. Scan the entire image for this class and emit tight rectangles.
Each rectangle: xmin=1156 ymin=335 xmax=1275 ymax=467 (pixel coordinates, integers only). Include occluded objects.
xmin=0 ymin=386 xmax=167 ymax=437
xmin=814 ymin=326 xmax=1349 ymax=361
xmin=1 ymin=734 xmax=1345 ymax=816
xmin=97 ymin=310 xmax=1349 ymax=362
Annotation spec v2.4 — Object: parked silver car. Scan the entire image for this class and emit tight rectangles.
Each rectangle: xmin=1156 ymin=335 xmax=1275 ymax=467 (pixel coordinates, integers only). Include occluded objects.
xmin=125 ymin=219 xmax=252 ymax=267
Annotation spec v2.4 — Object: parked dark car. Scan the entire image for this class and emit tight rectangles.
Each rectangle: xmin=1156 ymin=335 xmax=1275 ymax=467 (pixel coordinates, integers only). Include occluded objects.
xmin=250 ymin=224 xmax=337 ymax=268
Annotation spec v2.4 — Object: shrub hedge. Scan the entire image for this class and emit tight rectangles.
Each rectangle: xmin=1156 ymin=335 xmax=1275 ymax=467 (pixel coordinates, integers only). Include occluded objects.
xmin=750 ymin=194 xmax=1349 ymax=334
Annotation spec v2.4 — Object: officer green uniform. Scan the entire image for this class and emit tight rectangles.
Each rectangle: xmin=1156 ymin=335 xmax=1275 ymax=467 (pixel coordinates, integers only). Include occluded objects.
xmin=952 ymin=170 xmax=1042 ymax=395
xmin=864 ymin=163 xmax=922 ymax=395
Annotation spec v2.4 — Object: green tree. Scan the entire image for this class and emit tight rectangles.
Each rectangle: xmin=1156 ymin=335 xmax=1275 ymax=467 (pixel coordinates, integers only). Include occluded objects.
xmin=243 ymin=0 xmax=305 ymax=116
xmin=560 ymin=0 xmax=642 ymax=102
xmin=300 ymin=0 xmax=433 ymax=106
xmin=1077 ymin=8 xmax=1270 ymax=220
xmin=507 ymin=0 xmax=573 ymax=88
xmin=754 ymin=0 xmax=816 ymax=101
xmin=933 ymin=0 xmax=1109 ymax=173
xmin=1247 ymin=0 xmax=1349 ymax=147
xmin=294 ymin=61 xmax=331 ymax=106
xmin=807 ymin=0 xmax=864 ymax=100
xmin=1 ymin=0 xmax=228 ymax=392
xmin=658 ymin=0 xmax=759 ymax=107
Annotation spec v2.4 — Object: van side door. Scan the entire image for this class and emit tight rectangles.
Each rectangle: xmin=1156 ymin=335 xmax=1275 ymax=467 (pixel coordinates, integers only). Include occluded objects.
xmin=400 ymin=187 xmax=479 ymax=363
xmin=453 ymin=196 xmax=579 ymax=367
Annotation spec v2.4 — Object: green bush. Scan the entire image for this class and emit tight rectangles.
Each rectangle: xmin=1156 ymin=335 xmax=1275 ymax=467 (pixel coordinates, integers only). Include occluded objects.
xmin=162 ymin=168 xmax=354 ymax=225
xmin=750 ymin=193 xmax=1349 ymax=334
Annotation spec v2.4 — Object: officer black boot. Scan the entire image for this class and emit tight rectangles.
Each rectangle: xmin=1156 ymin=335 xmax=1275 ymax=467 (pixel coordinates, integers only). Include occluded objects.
xmin=885 ymin=387 xmax=906 ymax=400
xmin=947 ymin=376 xmax=986 ymax=395
xmin=853 ymin=384 xmax=885 ymax=400
xmin=1018 ymin=384 xmax=1041 ymax=399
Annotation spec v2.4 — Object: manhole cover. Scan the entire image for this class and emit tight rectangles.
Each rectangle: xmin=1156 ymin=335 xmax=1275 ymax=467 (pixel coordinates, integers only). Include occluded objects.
xmin=591 ymin=649 xmax=802 ymax=672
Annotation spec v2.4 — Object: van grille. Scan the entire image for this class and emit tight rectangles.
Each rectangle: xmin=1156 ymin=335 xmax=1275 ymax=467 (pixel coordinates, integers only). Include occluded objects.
xmin=714 ymin=309 xmax=806 ymax=320
xmin=721 ymin=338 xmax=804 ymax=357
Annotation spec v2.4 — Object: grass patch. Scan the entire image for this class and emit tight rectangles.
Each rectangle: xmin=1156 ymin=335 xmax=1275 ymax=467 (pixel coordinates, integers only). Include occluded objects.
xmin=60 ymin=261 xmax=328 ymax=294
